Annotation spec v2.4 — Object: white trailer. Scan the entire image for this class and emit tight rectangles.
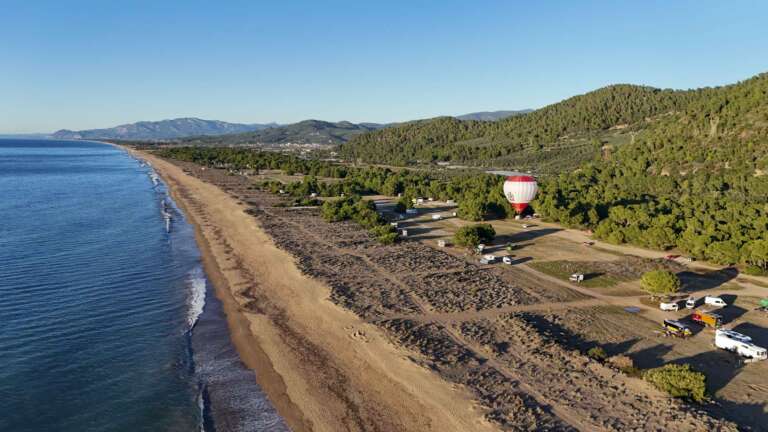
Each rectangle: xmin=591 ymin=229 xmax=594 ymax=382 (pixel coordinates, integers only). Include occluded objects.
xmin=715 ymin=330 xmax=767 ymax=361
xmin=482 ymin=254 xmax=496 ymax=263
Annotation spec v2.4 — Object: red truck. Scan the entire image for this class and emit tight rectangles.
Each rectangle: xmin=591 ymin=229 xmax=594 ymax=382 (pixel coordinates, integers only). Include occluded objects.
xmin=691 ymin=309 xmax=722 ymax=328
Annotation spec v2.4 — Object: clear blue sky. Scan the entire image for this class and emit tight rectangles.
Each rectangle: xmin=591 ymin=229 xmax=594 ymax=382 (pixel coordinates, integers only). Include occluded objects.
xmin=2 ymin=0 xmax=767 ymax=133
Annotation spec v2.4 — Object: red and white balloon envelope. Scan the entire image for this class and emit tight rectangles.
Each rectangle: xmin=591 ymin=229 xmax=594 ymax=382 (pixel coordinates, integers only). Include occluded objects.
xmin=503 ymin=175 xmax=538 ymax=214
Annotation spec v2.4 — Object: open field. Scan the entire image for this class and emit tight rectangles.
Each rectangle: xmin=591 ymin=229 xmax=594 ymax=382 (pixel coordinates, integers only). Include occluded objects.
xmin=145 ymin=155 xmax=768 ymax=430
xmin=377 ymin=198 xmax=768 ymax=428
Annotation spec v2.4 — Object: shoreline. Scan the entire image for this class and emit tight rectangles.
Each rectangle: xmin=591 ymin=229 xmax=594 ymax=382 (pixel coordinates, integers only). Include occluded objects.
xmin=128 ymin=147 xmax=495 ymax=432
xmin=124 ymin=146 xmax=311 ymax=431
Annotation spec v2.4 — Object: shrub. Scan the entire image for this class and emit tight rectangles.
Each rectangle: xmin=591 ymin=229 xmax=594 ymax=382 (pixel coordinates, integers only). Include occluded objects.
xmin=322 ymin=196 xmax=398 ymax=245
xmin=643 ymin=364 xmax=707 ymax=402
xmin=608 ymin=355 xmax=640 ymax=376
xmin=640 ymin=270 xmax=681 ymax=297
xmin=376 ymin=231 xmax=399 ymax=245
xmin=743 ymin=265 xmax=768 ymax=276
xmin=454 ymin=224 xmax=496 ymax=248
xmin=587 ymin=346 xmax=607 ymax=361
xmin=321 ymin=197 xmax=354 ymax=222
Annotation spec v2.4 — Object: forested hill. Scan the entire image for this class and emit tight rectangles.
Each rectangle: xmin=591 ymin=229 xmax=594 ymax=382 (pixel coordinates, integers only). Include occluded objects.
xmin=177 ymin=119 xmax=382 ymax=146
xmin=533 ymin=72 xmax=768 ymax=267
xmin=454 ymin=110 xmax=531 ymax=121
xmin=339 ymin=84 xmax=700 ymax=165
xmin=616 ymin=73 xmax=768 ymax=172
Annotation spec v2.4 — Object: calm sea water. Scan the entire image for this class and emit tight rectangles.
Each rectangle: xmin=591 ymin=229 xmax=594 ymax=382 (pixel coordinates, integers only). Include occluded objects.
xmin=0 ymin=140 xmax=287 ymax=432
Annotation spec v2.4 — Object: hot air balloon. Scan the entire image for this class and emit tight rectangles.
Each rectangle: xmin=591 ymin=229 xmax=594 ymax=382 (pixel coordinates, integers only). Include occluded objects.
xmin=503 ymin=175 xmax=538 ymax=214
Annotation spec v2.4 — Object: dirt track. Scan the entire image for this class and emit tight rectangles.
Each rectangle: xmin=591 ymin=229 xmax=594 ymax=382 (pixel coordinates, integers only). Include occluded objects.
xmin=156 ymin=159 xmax=743 ymax=431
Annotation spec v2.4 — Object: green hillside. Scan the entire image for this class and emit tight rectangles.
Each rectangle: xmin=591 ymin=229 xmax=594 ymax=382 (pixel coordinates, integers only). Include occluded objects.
xmin=533 ymin=73 xmax=768 ymax=267
xmin=340 ymin=84 xmax=698 ymax=167
xmin=158 ymin=73 xmax=768 ymax=269
xmin=179 ymin=120 xmax=380 ymax=146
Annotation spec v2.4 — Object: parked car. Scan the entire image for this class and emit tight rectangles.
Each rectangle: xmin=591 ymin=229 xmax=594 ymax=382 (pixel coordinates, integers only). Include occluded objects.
xmin=705 ymin=296 xmax=727 ymax=308
xmin=569 ymin=273 xmax=584 ymax=283
xmin=686 ymin=297 xmax=697 ymax=309
xmin=660 ymin=301 xmax=679 ymax=311
xmin=502 ymin=256 xmax=513 ymax=265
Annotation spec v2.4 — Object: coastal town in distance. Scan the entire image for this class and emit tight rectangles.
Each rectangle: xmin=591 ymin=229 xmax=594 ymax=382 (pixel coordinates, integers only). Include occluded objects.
xmin=2 ymin=2 xmax=767 ymax=431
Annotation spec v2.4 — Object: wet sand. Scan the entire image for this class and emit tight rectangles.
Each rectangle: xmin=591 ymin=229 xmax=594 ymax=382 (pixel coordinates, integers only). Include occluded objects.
xmin=131 ymin=149 xmax=495 ymax=432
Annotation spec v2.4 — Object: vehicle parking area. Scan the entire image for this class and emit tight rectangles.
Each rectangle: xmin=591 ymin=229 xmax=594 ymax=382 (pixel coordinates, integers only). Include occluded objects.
xmin=379 ymin=198 xmax=768 ymax=426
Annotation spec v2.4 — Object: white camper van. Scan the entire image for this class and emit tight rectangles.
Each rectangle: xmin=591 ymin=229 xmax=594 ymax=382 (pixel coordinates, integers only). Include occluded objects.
xmin=715 ymin=329 xmax=767 ymax=361
xmin=705 ymin=296 xmax=728 ymax=308
xmin=660 ymin=301 xmax=679 ymax=311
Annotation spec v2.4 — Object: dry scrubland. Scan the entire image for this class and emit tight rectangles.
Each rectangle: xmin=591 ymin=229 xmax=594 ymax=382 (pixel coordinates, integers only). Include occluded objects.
xmin=157 ymin=159 xmax=758 ymax=431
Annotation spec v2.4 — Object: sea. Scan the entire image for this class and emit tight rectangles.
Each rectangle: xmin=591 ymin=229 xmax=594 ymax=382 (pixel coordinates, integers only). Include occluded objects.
xmin=0 ymin=139 xmax=288 ymax=432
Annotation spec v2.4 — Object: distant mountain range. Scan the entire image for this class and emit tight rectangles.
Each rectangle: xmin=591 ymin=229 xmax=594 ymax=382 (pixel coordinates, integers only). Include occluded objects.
xmin=45 ymin=109 xmax=529 ymax=143
xmin=179 ymin=120 xmax=383 ymax=146
xmin=454 ymin=110 xmax=532 ymax=121
xmin=52 ymin=118 xmax=277 ymax=141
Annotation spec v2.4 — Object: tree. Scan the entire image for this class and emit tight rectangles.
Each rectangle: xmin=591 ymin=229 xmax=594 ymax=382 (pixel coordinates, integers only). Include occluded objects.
xmin=640 ymin=270 xmax=681 ymax=297
xmin=708 ymin=240 xmax=741 ymax=265
xmin=454 ymin=224 xmax=496 ymax=249
xmin=644 ymin=364 xmax=707 ymax=402
xmin=742 ymin=239 xmax=768 ymax=271
xmin=458 ymin=197 xmax=487 ymax=221
xmin=394 ymin=195 xmax=412 ymax=213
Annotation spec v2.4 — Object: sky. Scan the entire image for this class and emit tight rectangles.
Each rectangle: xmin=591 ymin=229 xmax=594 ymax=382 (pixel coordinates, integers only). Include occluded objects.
xmin=1 ymin=0 xmax=767 ymax=133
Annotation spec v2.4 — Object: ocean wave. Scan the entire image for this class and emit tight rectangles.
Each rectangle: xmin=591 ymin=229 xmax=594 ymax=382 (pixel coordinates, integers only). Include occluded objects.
xmin=197 ymin=384 xmax=207 ymax=432
xmin=186 ymin=266 xmax=207 ymax=330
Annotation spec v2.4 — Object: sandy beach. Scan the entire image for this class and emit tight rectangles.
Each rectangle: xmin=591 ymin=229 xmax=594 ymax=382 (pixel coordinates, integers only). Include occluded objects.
xmin=132 ymin=149 xmax=496 ymax=432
